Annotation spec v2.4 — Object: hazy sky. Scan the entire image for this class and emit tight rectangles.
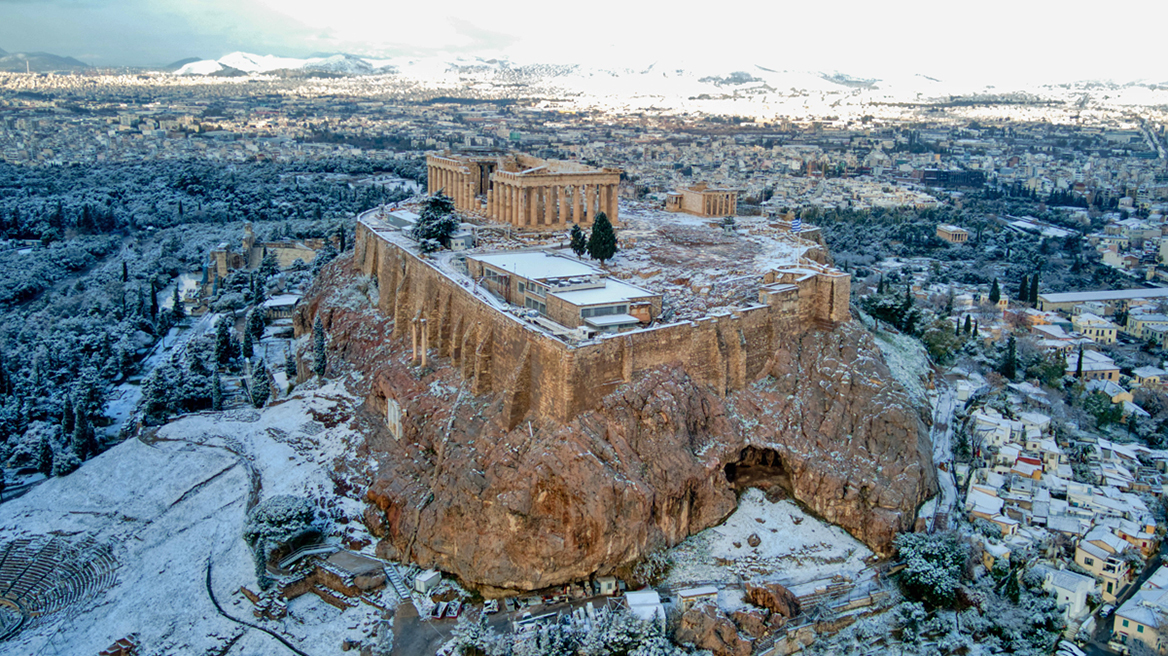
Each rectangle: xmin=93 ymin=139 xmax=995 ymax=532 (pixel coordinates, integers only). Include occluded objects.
xmin=1 ymin=0 xmax=1165 ymax=84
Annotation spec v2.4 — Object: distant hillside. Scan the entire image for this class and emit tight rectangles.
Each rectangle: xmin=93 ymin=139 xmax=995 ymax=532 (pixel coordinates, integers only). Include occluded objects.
xmin=0 ymin=47 xmax=7 ymax=57
xmin=162 ymin=57 xmax=201 ymax=72
xmin=0 ymin=51 xmax=90 ymax=73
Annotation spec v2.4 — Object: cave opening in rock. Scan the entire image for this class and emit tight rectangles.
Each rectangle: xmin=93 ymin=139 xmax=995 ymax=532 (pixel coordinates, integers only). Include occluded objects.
xmin=723 ymin=446 xmax=794 ymax=499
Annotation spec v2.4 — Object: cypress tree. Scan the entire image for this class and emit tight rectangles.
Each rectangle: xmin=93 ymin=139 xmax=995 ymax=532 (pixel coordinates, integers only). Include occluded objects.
xmin=121 ymin=261 xmax=128 ymax=283
xmin=214 ymin=317 xmax=233 ymax=366
xmin=36 ymin=434 xmax=53 ymax=476
xmin=313 ymin=317 xmax=327 ymax=378
xmin=1000 ymin=335 xmax=1018 ymax=379
xmin=149 ymin=280 xmax=159 ymax=319
xmin=586 ymin=212 xmax=618 ymax=264
xmin=61 ymin=396 xmax=75 ymax=436
xmin=1029 ymin=273 xmax=1039 ymax=305
xmin=171 ymin=284 xmax=185 ymax=319
xmin=569 ymin=224 xmax=587 ymax=257
xmin=250 ymin=359 xmax=270 ymax=408
xmin=989 ymin=278 xmax=1001 ymax=304
xmin=877 ymin=276 xmax=885 ymax=294
xmin=963 ymin=314 xmax=972 ymax=335
xmin=1075 ymin=343 xmax=1084 ymax=379
xmin=241 ymin=329 xmax=254 ymax=360
xmin=211 ymin=372 xmax=223 ymax=411
xmin=247 ymin=307 xmax=265 ymax=343
xmin=283 ymin=348 xmax=297 ymax=381
xmin=1017 ymin=275 xmax=1028 ymax=303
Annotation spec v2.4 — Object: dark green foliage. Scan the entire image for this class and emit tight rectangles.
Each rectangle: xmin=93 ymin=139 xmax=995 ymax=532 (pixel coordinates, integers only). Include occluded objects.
xmin=283 ymin=348 xmax=297 ymax=381
xmin=171 ymin=283 xmax=185 ymax=319
xmin=249 ymin=359 xmax=270 ymax=408
xmin=1082 ymin=391 xmax=1124 ymax=427
xmin=963 ymin=314 xmax=972 ymax=335
xmin=243 ymin=495 xmax=322 ymax=589
xmin=1074 ymin=343 xmax=1084 ymax=379
xmin=587 ymin=212 xmax=618 ymax=263
xmin=569 ymin=224 xmax=587 ymax=257
xmin=211 ymin=371 xmax=223 ymax=411
xmin=411 ymin=192 xmax=460 ymax=253
xmin=989 ymin=278 xmax=1001 ymax=304
xmin=861 ymin=286 xmax=922 ymax=335
xmin=246 ymin=306 xmax=265 ymax=343
xmin=241 ymin=328 xmax=254 ymax=360
xmin=1029 ymin=273 xmax=1039 ymax=304
xmin=1017 ymin=275 xmax=1028 ymax=304
xmin=313 ymin=316 xmax=327 ymax=378
xmin=36 ymin=433 xmax=53 ymax=475
xmin=894 ymin=531 xmax=969 ymax=609
xmin=311 ymin=240 xmax=338 ymax=274
xmin=999 ymin=335 xmax=1017 ymax=380
xmin=214 ymin=316 xmax=235 ymax=366
xmin=61 ymin=396 xmax=75 ymax=436
xmin=259 ymin=250 xmax=280 ymax=277
xmin=923 ymin=319 xmax=963 ymax=365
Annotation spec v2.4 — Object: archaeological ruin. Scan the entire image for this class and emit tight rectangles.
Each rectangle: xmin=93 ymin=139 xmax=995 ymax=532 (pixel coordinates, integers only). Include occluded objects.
xmin=426 ymin=152 xmax=622 ymax=229
xmin=665 ymin=183 xmax=739 ymax=217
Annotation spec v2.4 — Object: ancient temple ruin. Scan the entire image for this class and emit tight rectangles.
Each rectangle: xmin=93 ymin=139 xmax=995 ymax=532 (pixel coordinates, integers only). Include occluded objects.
xmin=426 ymin=152 xmax=621 ymax=229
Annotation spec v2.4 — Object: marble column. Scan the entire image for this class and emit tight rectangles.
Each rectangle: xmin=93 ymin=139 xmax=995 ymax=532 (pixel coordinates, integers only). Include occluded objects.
xmin=544 ymin=187 xmax=555 ymax=226
xmin=559 ymin=186 xmax=569 ymax=225
xmin=608 ymin=184 xmax=619 ymax=223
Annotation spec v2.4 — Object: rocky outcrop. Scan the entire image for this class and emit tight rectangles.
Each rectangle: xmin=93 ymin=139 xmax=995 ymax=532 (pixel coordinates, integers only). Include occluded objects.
xmin=301 ymin=255 xmax=936 ymax=591
xmin=675 ymin=603 xmax=753 ymax=656
xmin=745 ymin=582 xmax=800 ymax=618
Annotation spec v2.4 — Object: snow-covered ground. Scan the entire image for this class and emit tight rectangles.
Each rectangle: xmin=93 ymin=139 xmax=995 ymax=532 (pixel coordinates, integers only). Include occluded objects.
xmin=664 ymin=489 xmax=874 ymax=611
xmin=0 ymin=381 xmax=392 ymax=655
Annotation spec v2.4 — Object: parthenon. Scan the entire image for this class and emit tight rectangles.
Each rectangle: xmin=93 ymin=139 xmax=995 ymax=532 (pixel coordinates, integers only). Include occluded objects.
xmin=426 ymin=152 xmax=621 ymax=229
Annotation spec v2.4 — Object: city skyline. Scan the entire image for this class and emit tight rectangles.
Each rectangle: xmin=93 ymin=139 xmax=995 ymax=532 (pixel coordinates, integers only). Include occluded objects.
xmin=1 ymin=0 xmax=1166 ymax=86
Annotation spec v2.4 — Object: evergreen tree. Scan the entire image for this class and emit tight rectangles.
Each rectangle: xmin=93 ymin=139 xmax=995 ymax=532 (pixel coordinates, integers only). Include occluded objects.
xmin=149 ymin=279 xmax=159 ymax=319
xmin=1000 ymin=335 xmax=1018 ymax=380
xmin=963 ymin=314 xmax=972 ymax=335
xmin=259 ymin=250 xmax=280 ymax=278
xmin=214 ymin=317 xmax=234 ymax=366
xmin=211 ymin=372 xmax=223 ymax=411
xmin=1017 ymin=275 xmax=1028 ymax=303
xmin=121 ymin=261 xmax=128 ymax=283
xmin=246 ymin=307 xmax=266 ymax=343
xmin=72 ymin=410 xmax=95 ymax=461
xmin=36 ymin=433 xmax=53 ymax=476
xmin=249 ymin=359 xmax=270 ymax=408
xmin=569 ymin=224 xmax=587 ymax=257
xmin=61 ymin=396 xmax=75 ymax=436
xmin=877 ymin=275 xmax=886 ymax=294
xmin=171 ymin=283 xmax=185 ymax=319
xmin=313 ymin=316 xmax=327 ymax=378
xmin=1029 ymin=272 xmax=1040 ymax=304
xmin=283 ymin=348 xmax=297 ymax=381
xmin=1075 ymin=343 xmax=1084 ymax=379
xmin=989 ymin=278 xmax=1001 ymax=304
xmin=587 ymin=212 xmax=619 ymax=263
xmin=241 ymin=329 xmax=254 ymax=360
xmin=411 ymin=192 xmax=459 ymax=253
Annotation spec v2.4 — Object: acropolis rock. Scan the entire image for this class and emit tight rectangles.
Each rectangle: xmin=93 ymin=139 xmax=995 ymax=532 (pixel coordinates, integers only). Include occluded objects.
xmin=298 ymin=252 xmax=936 ymax=591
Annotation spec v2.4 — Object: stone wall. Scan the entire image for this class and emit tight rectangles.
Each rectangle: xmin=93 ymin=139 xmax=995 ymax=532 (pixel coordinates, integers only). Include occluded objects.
xmin=352 ymin=221 xmax=850 ymax=427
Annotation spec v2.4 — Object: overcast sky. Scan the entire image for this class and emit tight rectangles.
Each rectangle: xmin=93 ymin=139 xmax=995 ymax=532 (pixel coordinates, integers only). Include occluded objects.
xmin=1 ymin=0 xmax=1164 ymax=85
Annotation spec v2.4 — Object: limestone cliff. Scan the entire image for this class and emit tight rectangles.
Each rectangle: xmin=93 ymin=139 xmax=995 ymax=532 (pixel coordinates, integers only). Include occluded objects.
xmin=297 ymin=255 xmax=936 ymax=591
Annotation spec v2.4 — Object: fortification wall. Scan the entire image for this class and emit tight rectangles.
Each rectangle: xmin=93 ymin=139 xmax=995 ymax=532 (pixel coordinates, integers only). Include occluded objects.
xmin=354 ymin=222 xmax=847 ymax=425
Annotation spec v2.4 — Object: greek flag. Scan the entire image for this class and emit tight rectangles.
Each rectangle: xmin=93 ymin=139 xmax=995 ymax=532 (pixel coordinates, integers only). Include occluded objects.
xmin=791 ymin=216 xmax=802 ymax=233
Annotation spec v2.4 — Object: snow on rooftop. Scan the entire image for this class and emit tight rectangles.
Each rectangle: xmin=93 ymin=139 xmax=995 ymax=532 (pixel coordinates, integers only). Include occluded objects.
xmin=470 ymin=251 xmax=598 ymax=280
xmin=551 ymin=278 xmax=656 ymax=306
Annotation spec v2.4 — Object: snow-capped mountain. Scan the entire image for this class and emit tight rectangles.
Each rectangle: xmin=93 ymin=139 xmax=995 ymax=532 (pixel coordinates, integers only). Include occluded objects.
xmin=174 ymin=51 xmax=393 ymax=76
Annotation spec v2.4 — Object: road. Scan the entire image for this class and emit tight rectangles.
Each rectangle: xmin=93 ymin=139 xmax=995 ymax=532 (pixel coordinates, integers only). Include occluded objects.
xmin=918 ymin=384 xmax=958 ymax=531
